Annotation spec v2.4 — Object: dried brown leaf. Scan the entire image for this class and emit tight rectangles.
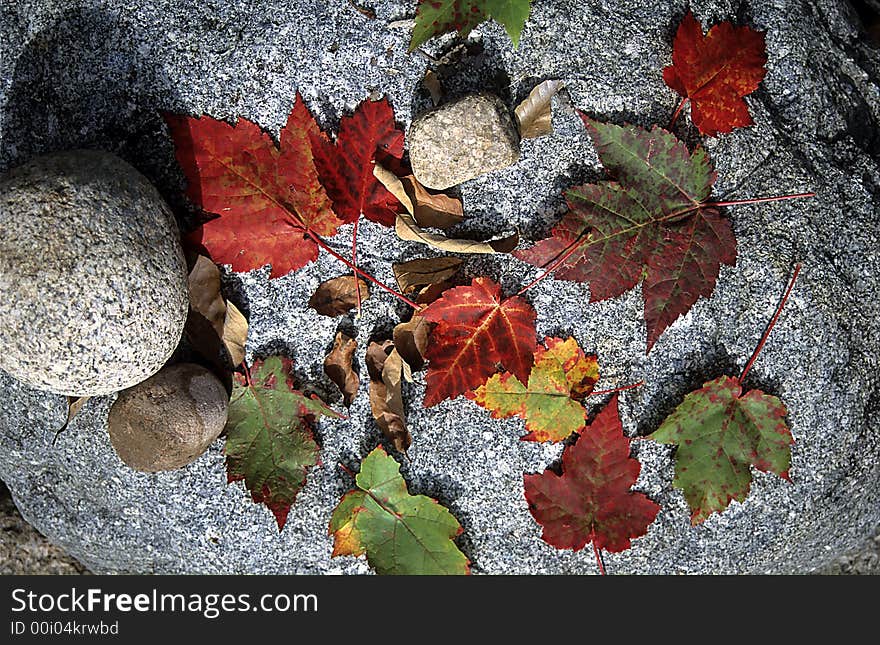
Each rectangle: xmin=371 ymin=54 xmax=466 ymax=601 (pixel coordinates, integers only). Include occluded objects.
xmin=377 ymin=160 xmax=517 ymax=253
xmin=365 ymin=341 xmax=412 ymax=453
xmin=186 ymin=255 xmax=249 ymax=374
xmin=365 ymin=339 xmax=394 ymax=381
xmin=392 ymin=256 xmax=463 ymax=295
xmin=423 ymin=69 xmax=443 ymax=105
xmin=393 ymin=315 xmax=431 ymax=371
xmin=324 ymin=331 xmax=360 ymax=407
xmin=188 ymin=255 xmax=226 ymax=338
xmin=309 ymin=276 xmax=371 ymax=317
xmin=372 ymin=163 xmax=463 ymax=229
xmin=395 ymin=211 xmax=518 ymax=254
xmin=415 ymin=280 xmax=453 ymax=304
xmin=514 ymin=79 xmax=564 ymax=139
xmin=54 ymin=396 xmax=90 ymax=443
xmin=222 ymin=301 xmax=248 ymax=368
xmin=400 ymin=175 xmax=463 ymax=229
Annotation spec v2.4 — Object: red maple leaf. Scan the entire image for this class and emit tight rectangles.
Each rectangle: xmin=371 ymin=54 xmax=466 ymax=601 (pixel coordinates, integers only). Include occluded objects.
xmin=524 ymin=394 xmax=660 ymax=564
xmin=420 ymin=277 xmax=537 ymax=407
xmin=515 ymin=117 xmax=736 ymax=352
xmin=663 ymin=11 xmax=767 ymax=136
xmin=165 ymin=93 xmax=341 ymax=278
xmin=309 ymin=97 xmax=405 ymax=226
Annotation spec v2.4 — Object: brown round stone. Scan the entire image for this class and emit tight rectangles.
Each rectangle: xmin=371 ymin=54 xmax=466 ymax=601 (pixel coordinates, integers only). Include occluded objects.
xmin=107 ymin=363 xmax=228 ymax=472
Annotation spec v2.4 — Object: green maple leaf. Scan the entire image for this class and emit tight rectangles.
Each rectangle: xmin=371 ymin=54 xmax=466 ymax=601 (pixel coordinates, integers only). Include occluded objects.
xmin=329 ymin=446 xmax=470 ymax=574
xmin=468 ymin=336 xmax=599 ymax=442
xmin=225 ymin=356 xmax=341 ymax=530
xmin=649 ymin=375 xmax=792 ymax=524
xmin=410 ymin=0 xmax=532 ymax=51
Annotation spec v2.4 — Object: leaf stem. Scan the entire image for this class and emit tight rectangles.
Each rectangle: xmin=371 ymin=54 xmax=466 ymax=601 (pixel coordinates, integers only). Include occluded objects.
xmin=669 ymin=97 xmax=689 ymax=129
xmin=590 ymin=381 xmax=644 ymax=397
xmin=739 ymin=263 xmax=802 ymax=384
xmin=708 ymin=192 xmax=816 ymax=208
xmin=338 ymin=462 xmax=357 ymax=478
xmin=592 ymin=542 xmax=607 ymax=576
xmin=352 ymin=218 xmax=363 ymax=315
xmin=304 ymin=230 xmax=420 ymax=309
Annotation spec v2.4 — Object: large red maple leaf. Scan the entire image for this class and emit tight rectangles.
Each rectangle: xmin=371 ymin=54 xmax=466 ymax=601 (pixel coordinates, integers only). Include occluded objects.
xmin=166 ymin=93 xmax=341 ymax=278
xmin=524 ymin=394 xmax=660 ymax=560
xmin=663 ymin=11 xmax=767 ymax=136
xmin=515 ymin=117 xmax=736 ymax=352
xmin=420 ymin=277 xmax=537 ymax=407
xmin=309 ymin=97 xmax=405 ymax=226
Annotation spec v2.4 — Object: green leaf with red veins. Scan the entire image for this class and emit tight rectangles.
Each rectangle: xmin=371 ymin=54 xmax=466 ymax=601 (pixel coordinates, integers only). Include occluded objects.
xmin=649 ymin=375 xmax=792 ymax=524
xmin=225 ymin=357 xmax=342 ymax=530
xmin=515 ymin=117 xmax=735 ymax=352
xmin=165 ymin=92 xmax=341 ymax=278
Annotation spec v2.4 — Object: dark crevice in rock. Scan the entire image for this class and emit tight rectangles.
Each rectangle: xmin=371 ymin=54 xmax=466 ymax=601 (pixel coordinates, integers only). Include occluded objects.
xmin=634 ymin=344 xmax=741 ymax=437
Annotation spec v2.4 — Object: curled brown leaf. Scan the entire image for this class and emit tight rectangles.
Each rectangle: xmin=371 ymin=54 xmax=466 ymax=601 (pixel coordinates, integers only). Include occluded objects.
xmin=515 ymin=80 xmax=564 ymax=139
xmin=423 ymin=69 xmax=443 ymax=105
xmin=54 ymin=396 xmax=90 ymax=444
xmin=376 ymin=159 xmax=517 ymax=253
xmin=373 ymin=163 xmax=463 ymax=229
xmin=393 ymin=316 xmax=430 ymax=371
xmin=365 ymin=341 xmax=412 ymax=453
xmin=395 ymin=211 xmax=518 ymax=254
xmin=324 ymin=331 xmax=359 ymax=407
xmin=222 ymin=301 xmax=248 ymax=368
xmin=186 ymin=255 xmax=249 ymax=376
xmin=309 ymin=276 xmax=371 ymax=317
xmin=399 ymin=175 xmax=463 ymax=229
xmin=392 ymin=256 xmax=463 ymax=296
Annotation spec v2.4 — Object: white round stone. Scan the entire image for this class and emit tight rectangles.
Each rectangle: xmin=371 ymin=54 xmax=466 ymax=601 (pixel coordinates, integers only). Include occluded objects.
xmin=0 ymin=151 xmax=188 ymax=396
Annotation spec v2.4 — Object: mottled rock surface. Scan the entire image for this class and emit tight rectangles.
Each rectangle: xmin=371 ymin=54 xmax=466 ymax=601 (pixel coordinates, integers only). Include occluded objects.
xmin=0 ymin=481 xmax=89 ymax=575
xmin=0 ymin=150 xmax=188 ymax=396
xmin=108 ymin=363 xmax=229 ymax=472
xmin=0 ymin=0 xmax=878 ymax=574
xmin=408 ymin=93 xmax=521 ymax=189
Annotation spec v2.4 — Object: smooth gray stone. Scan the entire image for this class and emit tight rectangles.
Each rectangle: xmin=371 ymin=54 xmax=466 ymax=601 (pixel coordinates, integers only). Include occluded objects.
xmin=0 ymin=150 xmax=188 ymax=396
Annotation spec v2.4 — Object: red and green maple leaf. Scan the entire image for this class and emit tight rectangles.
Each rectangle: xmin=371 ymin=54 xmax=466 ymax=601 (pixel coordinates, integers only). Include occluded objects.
xmin=647 ymin=265 xmax=799 ymax=524
xmin=329 ymin=446 xmax=470 ymax=575
xmin=469 ymin=336 xmax=599 ymax=442
xmin=515 ymin=116 xmax=736 ymax=352
xmin=410 ymin=0 xmax=532 ymax=51
xmin=420 ymin=277 xmax=537 ymax=407
xmin=524 ymin=394 xmax=660 ymax=571
xmin=225 ymin=356 xmax=342 ymax=530
xmin=309 ymin=97 xmax=405 ymax=227
xmin=649 ymin=376 xmax=792 ymax=524
xmin=165 ymin=92 xmax=341 ymax=278
xmin=663 ymin=10 xmax=767 ymax=136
